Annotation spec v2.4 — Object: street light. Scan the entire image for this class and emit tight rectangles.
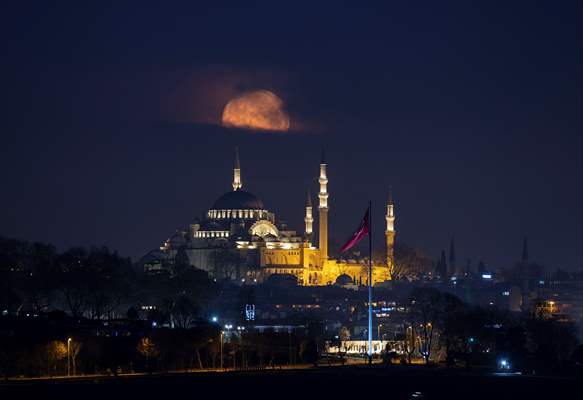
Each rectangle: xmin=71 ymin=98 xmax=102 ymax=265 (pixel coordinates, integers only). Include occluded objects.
xmin=498 ymin=358 xmax=511 ymax=371
xmin=67 ymin=337 xmax=72 ymax=377
xmin=220 ymin=331 xmax=224 ymax=370
xmin=378 ymin=323 xmax=383 ymax=341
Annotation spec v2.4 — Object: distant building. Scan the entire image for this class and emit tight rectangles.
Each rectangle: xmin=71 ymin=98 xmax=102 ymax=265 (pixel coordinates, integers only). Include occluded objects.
xmin=141 ymin=148 xmax=392 ymax=286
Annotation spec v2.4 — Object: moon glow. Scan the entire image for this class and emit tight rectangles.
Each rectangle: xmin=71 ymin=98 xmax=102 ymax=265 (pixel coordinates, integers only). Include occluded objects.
xmin=221 ymin=90 xmax=290 ymax=132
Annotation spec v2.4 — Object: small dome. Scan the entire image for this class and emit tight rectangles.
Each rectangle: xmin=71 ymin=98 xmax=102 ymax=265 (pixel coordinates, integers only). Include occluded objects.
xmin=169 ymin=232 xmax=187 ymax=247
xmin=140 ymin=249 xmax=164 ymax=264
xmin=211 ymin=190 xmax=264 ymax=210
xmin=335 ymin=274 xmax=353 ymax=286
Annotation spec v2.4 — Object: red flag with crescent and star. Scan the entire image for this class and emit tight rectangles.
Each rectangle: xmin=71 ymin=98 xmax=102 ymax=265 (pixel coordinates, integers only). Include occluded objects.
xmin=339 ymin=207 xmax=370 ymax=253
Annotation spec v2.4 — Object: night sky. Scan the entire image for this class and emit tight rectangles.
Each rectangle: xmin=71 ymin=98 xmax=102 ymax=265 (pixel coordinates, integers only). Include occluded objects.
xmin=1 ymin=2 xmax=581 ymax=270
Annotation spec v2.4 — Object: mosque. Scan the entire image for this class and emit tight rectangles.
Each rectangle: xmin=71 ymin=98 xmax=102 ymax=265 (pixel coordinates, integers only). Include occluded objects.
xmin=141 ymin=148 xmax=395 ymax=286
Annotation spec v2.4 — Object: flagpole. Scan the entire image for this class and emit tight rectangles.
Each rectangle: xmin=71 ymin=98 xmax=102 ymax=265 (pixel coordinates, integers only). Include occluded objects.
xmin=368 ymin=200 xmax=373 ymax=365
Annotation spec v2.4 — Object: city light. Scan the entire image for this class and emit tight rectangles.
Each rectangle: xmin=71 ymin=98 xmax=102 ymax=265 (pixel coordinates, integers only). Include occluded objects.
xmin=211 ymin=316 xmax=218 ymax=323
xmin=498 ymin=358 xmax=510 ymax=370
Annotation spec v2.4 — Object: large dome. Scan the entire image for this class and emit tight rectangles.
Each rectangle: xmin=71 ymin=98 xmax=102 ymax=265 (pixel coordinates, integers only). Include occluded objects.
xmin=211 ymin=190 xmax=264 ymax=210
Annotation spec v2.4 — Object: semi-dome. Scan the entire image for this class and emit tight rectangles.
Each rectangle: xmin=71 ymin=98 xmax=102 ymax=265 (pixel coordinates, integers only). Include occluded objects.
xmin=211 ymin=190 xmax=264 ymax=210
xmin=335 ymin=274 xmax=354 ymax=286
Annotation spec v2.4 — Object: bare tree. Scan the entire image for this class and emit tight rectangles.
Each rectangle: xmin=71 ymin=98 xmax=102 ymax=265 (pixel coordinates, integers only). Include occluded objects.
xmin=408 ymin=287 xmax=443 ymax=364
xmin=393 ymin=244 xmax=434 ymax=281
xmin=404 ymin=323 xmax=417 ymax=364
xmin=70 ymin=341 xmax=82 ymax=376
xmin=137 ymin=337 xmax=160 ymax=371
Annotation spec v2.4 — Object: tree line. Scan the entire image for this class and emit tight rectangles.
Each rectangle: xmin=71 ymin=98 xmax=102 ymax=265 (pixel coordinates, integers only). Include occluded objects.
xmin=398 ymin=287 xmax=581 ymax=375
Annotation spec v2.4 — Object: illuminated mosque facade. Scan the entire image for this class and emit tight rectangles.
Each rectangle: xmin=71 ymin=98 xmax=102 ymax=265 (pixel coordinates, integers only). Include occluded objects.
xmin=142 ymin=148 xmax=395 ymax=286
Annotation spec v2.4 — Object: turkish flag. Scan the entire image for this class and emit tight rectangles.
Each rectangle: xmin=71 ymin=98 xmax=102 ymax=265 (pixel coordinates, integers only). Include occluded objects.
xmin=339 ymin=208 xmax=370 ymax=253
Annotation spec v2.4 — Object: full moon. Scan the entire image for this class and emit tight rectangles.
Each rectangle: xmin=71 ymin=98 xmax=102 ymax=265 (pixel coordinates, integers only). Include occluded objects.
xmin=221 ymin=90 xmax=290 ymax=132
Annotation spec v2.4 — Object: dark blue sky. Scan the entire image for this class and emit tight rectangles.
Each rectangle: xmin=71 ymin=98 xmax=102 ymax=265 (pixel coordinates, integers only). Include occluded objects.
xmin=1 ymin=2 xmax=581 ymax=270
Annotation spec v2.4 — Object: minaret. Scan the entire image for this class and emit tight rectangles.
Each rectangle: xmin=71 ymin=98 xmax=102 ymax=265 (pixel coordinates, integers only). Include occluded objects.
xmin=438 ymin=250 xmax=448 ymax=279
xmin=449 ymin=236 xmax=456 ymax=277
xmin=318 ymin=148 xmax=329 ymax=261
xmin=520 ymin=236 xmax=530 ymax=312
xmin=232 ymin=146 xmax=242 ymax=191
xmin=385 ymin=187 xmax=396 ymax=276
xmin=304 ymin=188 xmax=313 ymax=239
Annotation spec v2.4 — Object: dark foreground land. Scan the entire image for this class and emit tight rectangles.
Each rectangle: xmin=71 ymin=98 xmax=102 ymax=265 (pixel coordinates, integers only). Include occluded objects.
xmin=1 ymin=366 xmax=581 ymax=400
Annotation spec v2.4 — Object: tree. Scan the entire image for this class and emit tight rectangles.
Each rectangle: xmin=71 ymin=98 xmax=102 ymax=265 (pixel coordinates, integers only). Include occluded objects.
xmin=23 ymin=242 xmax=58 ymax=312
xmin=407 ymin=287 xmax=444 ymax=364
xmin=339 ymin=326 xmax=351 ymax=341
xmin=84 ymin=246 xmax=133 ymax=319
xmin=336 ymin=325 xmax=351 ymax=358
xmin=439 ymin=293 xmax=467 ymax=360
xmin=169 ymin=295 xmax=199 ymax=329
xmin=210 ymin=249 xmax=241 ymax=280
xmin=57 ymin=247 xmax=90 ymax=318
xmin=157 ymin=268 xmax=216 ymax=328
xmin=299 ymin=339 xmax=319 ymax=366
xmin=138 ymin=337 xmax=160 ymax=358
xmin=172 ymin=246 xmax=191 ymax=277
xmin=45 ymin=341 xmax=67 ymax=376
xmin=0 ymin=237 xmax=58 ymax=313
xmin=403 ymin=323 xmax=417 ymax=364
xmin=57 ymin=246 xmax=133 ymax=319
xmin=526 ymin=318 xmax=579 ymax=373
xmin=392 ymin=244 xmax=434 ymax=281
xmin=69 ymin=341 xmax=82 ymax=376
xmin=137 ymin=337 xmax=160 ymax=371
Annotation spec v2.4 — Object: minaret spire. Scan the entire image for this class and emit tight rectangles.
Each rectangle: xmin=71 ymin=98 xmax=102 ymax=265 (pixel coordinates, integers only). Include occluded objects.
xmin=449 ymin=236 xmax=456 ymax=277
xmin=438 ymin=250 xmax=448 ymax=279
xmin=385 ymin=186 xmax=396 ymax=277
xmin=318 ymin=148 xmax=329 ymax=261
xmin=304 ymin=188 xmax=313 ymax=238
xmin=232 ymin=146 xmax=242 ymax=191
